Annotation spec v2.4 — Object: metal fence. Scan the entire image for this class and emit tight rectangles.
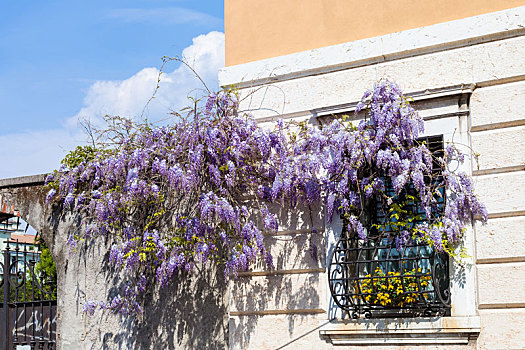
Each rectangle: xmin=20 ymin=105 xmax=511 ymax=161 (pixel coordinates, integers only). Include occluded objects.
xmin=1 ymin=239 xmax=57 ymax=350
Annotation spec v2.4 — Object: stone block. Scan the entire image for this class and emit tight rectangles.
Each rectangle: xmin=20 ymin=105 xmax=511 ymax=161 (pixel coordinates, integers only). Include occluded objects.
xmin=477 ymin=262 xmax=525 ymax=306
xmin=229 ymin=314 xmax=331 ymax=350
xmin=473 ymin=171 xmax=525 ymax=214
xmin=475 ymin=216 xmax=525 ymax=262
xmin=259 ymin=232 xmax=325 ymax=271
xmin=478 ymin=309 xmax=525 ymax=349
xmin=231 ymin=272 xmax=327 ymax=312
xmin=470 ymin=80 xmax=525 ymax=127
xmin=242 ymin=200 xmax=324 ymax=234
xmin=471 ymin=127 xmax=525 ymax=170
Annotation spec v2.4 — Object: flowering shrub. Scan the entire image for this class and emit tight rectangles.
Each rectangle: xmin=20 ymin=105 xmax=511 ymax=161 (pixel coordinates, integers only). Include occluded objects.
xmin=46 ymin=80 xmax=486 ymax=316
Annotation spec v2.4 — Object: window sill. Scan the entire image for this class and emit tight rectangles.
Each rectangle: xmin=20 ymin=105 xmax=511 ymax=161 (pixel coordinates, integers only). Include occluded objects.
xmin=319 ymin=316 xmax=480 ymax=345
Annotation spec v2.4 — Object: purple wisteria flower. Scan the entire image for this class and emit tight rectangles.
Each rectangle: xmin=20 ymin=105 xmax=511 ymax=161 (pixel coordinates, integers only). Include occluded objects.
xmin=48 ymin=80 xmax=486 ymax=316
xmin=83 ymin=301 xmax=99 ymax=316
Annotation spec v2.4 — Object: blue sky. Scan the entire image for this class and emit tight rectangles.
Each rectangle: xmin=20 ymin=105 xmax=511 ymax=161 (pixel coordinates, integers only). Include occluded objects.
xmin=0 ymin=1 xmax=224 ymax=178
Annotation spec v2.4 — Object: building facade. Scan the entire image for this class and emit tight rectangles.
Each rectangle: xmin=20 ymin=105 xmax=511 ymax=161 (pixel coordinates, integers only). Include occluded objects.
xmin=219 ymin=2 xmax=525 ymax=349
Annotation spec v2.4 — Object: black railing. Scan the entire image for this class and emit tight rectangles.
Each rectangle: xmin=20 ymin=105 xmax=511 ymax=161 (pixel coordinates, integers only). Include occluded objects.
xmin=1 ymin=239 xmax=57 ymax=350
xmin=328 ymin=232 xmax=450 ymax=319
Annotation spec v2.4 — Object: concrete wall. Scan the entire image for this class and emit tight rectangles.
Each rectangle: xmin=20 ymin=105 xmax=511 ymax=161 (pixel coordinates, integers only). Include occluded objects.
xmin=225 ymin=0 xmax=525 ymax=65
xmin=0 ymin=176 xmax=229 ymax=350
xmin=220 ymin=6 xmax=525 ymax=349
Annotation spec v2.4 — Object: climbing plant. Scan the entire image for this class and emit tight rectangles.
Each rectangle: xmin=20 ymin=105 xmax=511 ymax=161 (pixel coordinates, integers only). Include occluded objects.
xmin=45 ymin=80 xmax=487 ymax=316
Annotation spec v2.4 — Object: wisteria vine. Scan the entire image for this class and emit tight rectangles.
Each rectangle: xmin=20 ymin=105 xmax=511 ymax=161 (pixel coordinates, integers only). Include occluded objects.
xmin=46 ymin=80 xmax=487 ymax=316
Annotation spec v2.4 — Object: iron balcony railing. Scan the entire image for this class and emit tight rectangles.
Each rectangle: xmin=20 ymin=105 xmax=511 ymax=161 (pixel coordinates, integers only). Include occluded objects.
xmin=328 ymin=231 xmax=450 ymax=319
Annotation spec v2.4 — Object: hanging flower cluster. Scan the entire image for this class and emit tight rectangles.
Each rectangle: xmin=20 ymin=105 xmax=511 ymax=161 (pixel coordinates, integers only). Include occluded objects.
xmin=46 ymin=80 xmax=486 ymax=316
xmin=282 ymin=80 xmax=487 ymax=254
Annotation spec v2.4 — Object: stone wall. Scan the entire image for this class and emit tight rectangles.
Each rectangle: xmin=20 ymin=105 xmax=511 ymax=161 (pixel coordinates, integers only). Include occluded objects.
xmin=470 ymin=81 xmax=525 ymax=350
xmin=0 ymin=176 xmax=229 ymax=350
xmin=228 ymin=204 xmax=328 ymax=349
xmin=219 ymin=6 xmax=525 ymax=349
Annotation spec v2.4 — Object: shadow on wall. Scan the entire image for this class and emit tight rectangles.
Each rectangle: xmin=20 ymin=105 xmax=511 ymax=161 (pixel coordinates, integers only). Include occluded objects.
xmin=0 ymin=179 xmax=325 ymax=349
xmin=229 ymin=314 xmax=333 ymax=350
xmin=101 ymin=266 xmax=229 ymax=350
xmin=229 ymin=281 xmax=322 ymax=349
xmin=228 ymin=203 xmax=327 ymax=349
xmin=47 ymin=208 xmax=229 ymax=350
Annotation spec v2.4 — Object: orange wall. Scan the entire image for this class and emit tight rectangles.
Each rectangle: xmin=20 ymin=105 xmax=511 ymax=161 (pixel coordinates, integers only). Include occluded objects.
xmin=225 ymin=0 xmax=525 ymax=66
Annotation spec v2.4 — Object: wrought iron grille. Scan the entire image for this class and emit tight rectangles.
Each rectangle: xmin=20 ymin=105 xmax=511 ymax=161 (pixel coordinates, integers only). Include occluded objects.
xmin=1 ymin=236 xmax=57 ymax=350
xmin=328 ymin=136 xmax=451 ymax=318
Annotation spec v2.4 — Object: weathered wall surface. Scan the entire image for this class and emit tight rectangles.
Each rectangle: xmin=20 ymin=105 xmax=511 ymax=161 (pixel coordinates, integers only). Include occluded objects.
xmin=0 ymin=176 xmax=229 ymax=350
xmin=220 ymin=6 xmax=525 ymax=349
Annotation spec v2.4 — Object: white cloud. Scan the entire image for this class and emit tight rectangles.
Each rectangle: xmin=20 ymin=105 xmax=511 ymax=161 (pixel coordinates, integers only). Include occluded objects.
xmin=69 ymin=30 xmax=225 ymax=127
xmin=0 ymin=31 xmax=225 ymax=179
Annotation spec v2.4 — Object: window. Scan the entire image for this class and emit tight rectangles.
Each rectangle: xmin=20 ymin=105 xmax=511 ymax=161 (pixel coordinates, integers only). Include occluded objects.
xmin=327 ymin=136 xmax=451 ymax=319
xmin=320 ymin=88 xmax=480 ymax=346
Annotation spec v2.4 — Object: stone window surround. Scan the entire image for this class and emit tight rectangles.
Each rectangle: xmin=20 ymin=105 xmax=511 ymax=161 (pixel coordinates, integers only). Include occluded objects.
xmin=319 ymin=85 xmax=481 ymax=346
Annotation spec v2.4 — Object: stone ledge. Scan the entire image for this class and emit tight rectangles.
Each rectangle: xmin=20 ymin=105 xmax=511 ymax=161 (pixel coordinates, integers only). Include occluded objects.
xmin=0 ymin=174 xmax=47 ymax=189
xmin=319 ymin=316 xmax=480 ymax=345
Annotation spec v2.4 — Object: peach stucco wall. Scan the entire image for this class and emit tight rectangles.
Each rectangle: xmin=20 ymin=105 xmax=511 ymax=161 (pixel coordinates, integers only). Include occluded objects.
xmin=225 ymin=0 xmax=525 ymax=66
